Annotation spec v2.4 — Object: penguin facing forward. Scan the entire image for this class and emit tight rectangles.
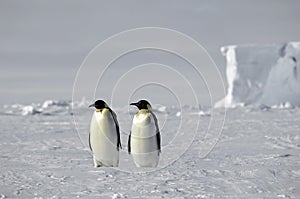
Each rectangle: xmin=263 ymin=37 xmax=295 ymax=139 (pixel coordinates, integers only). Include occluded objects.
xmin=128 ymin=100 xmax=161 ymax=167
xmin=89 ymin=100 xmax=121 ymax=167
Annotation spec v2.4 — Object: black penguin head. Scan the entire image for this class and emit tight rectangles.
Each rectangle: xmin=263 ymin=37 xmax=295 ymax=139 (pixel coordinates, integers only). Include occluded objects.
xmin=89 ymin=100 xmax=108 ymax=109
xmin=130 ymin=100 xmax=151 ymax=110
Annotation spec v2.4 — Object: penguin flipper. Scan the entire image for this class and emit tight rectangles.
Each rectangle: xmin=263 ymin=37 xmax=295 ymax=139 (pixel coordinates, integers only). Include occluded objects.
xmin=151 ymin=110 xmax=161 ymax=153
xmin=156 ymin=131 xmax=161 ymax=153
xmin=88 ymin=131 xmax=92 ymax=151
xmin=109 ymin=108 xmax=122 ymax=150
xmin=128 ymin=131 xmax=131 ymax=154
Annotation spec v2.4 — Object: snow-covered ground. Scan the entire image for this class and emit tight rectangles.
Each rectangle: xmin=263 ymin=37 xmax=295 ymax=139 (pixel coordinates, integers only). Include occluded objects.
xmin=0 ymin=101 xmax=299 ymax=198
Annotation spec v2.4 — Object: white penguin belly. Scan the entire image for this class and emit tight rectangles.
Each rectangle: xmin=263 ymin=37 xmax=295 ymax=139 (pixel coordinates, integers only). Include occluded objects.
xmin=131 ymin=112 xmax=159 ymax=167
xmin=90 ymin=110 xmax=119 ymax=167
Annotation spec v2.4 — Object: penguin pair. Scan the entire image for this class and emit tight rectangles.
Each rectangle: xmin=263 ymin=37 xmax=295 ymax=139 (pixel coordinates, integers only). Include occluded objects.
xmin=88 ymin=99 xmax=161 ymax=168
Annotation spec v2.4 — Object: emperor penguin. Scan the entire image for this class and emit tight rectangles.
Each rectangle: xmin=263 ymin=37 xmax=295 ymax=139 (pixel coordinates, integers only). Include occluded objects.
xmin=128 ymin=100 xmax=161 ymax=167
xmin=88 ymin=100 xmax=121 ymax=167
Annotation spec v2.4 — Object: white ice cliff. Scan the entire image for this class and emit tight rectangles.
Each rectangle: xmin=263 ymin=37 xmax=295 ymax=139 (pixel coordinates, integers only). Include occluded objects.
xmin=215 ymin=42 xmax=300 ymax=108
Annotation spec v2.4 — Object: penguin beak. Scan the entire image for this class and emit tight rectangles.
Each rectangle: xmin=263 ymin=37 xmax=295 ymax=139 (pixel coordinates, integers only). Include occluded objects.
xmin=88 ymin=103 xmax=95 ymax=108
xmin=130 ymin=102 xmax=138 ymax=106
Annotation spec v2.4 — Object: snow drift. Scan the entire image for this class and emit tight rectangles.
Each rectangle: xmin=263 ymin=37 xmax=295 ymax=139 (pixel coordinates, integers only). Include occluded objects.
xmin=215 ymin=42 xmax=300 ymax=108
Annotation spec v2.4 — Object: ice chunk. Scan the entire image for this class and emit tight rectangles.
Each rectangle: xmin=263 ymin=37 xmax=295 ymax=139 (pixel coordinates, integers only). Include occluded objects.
xmin=42 ymin=100 xmax=54 ymax=108
xmin=42 ymin=100 xmax=69 ymax=108
xmin=21 ymin=106 xmax=41 ymax=116
xmin=152 ymin=104 xmax=168 ymax=113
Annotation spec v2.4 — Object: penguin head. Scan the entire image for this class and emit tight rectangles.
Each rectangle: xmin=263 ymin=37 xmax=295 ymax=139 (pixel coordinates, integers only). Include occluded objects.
xmin=89 ymin=100 xmax=108 ymax=109
xmin=130 ymin=100 xmax=151 ymax=110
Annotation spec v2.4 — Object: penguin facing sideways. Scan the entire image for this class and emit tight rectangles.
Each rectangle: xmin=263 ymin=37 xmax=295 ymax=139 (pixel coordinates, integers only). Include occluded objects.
xmin=128 ymin=100 xmax=161 ymax=167
xmin=89 ymin=100 xmax=121 ymax=167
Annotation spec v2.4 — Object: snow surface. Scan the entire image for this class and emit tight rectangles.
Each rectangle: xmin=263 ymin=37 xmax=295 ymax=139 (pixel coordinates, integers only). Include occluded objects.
xmin=215 ymin=42 xmax=300 ymax=108
xmin=0 ymin=101 xmax=299 ymax=198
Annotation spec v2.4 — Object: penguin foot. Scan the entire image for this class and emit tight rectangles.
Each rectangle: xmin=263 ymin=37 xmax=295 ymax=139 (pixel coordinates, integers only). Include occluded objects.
xmin=93 ymin=158 xmax=103 ymax=168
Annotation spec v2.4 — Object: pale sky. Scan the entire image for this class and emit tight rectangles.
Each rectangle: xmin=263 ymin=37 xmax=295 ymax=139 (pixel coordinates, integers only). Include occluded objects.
xmin=1 ymin=0 xmax=300 ymax=106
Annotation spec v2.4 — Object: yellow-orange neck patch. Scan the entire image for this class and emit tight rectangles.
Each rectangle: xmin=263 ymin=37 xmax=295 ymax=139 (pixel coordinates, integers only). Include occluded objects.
xmin=147 ymin=104 xmax=151 ymax=110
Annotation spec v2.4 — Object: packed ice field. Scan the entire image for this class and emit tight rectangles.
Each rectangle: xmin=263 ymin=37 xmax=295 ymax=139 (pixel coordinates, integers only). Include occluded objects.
xmin=0 ymin=100 xmax=299 ymax=198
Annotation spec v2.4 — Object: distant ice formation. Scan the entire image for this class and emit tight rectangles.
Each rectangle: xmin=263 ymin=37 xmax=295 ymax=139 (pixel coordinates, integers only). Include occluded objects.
xmin=215 ymin=42 xmax=300 ymax=108
xmin=21 ymin=106 xmax=41 ymax=116
xmin=42 ymin=100 xmax=69 ymax=108
xmin=2 ymin=100 xmax=71 ymax=116
xmin=1 ymin=99 xmax=211 ymax=117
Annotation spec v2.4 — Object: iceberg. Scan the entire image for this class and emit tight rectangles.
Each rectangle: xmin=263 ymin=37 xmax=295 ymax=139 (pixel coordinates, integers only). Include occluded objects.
xmin=215 ymin=42 xmax=300 ymax=108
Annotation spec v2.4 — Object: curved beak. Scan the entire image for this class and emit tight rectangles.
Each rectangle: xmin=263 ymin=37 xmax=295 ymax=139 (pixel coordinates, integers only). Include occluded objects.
xmin=88 ymin=103 xmax=95 ymax=108
xmin=130 ymin=102 xmax=138 ymax=106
